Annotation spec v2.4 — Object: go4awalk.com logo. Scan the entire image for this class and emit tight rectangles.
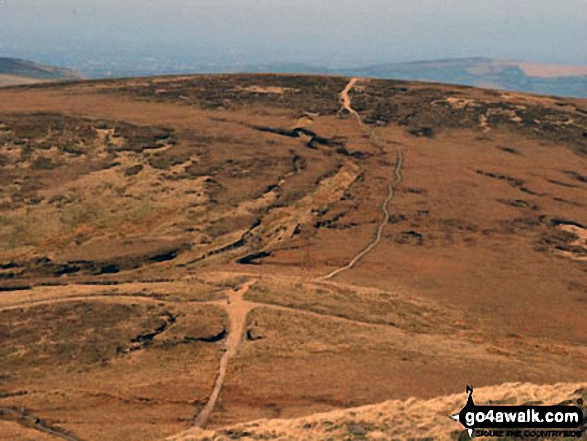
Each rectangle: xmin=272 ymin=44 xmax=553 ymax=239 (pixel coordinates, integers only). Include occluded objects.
xmin=450 ymin=386 xmax=585 ymax=438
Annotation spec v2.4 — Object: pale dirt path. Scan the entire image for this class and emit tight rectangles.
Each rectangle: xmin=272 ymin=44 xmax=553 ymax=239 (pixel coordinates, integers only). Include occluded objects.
xmin=192 ymin=278 xmax=404 ymax=429
xmin=193 ymin=280 xmax=258 ymax=428
xmin=339 ymin=77 xmax=361 ymax=121
xmin=0 ymin=281 xmax=402 ymax=332
xmin=4 ymin=280 xmax=426 ymax=433
xmin=320 ymin=78 xmax=404 ymax=280
xmin=321 ymin=150 xmax=403 ymax=280
xmin=0 ymin=281 xmax=415 ymax=334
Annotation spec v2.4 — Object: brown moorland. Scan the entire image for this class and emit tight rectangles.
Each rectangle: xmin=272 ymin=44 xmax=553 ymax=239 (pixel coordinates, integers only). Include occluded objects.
xmin=0 ymin=74 xmax=586 ymax=440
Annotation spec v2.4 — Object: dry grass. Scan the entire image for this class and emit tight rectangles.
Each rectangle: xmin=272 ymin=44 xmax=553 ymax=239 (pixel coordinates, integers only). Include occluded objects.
xmin=244 ymin=278 xmax=468 ymax=334
xmin=171 ymin=382 xmax=587 ymax=440
xmin=0 ymin=299 xmax=227 ymax=441
xmin=0 ymin=74 xmax=585 ymax=440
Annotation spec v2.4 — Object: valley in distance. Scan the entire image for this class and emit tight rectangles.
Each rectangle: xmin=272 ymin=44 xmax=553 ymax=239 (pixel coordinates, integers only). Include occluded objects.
xmin=0 ymin=70 xmax=586 ymax=440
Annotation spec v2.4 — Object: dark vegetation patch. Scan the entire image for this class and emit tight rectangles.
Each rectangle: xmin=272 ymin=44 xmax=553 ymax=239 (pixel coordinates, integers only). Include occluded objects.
xmin=182 ymin=235 xmax=248 ymax=267
xmin=314 ymin=211 xmax=357 ymax=230
xmin=236 ymin=251 xmax=272 ymax=265
xmin=505 ymin=216 xmax=547 ymax=231
xmin=536 ymin=229 xmax=587 ymax=258
xmin=498 ymin=199 xmax=539 ymax=210
xmin=408 ymin=127 xmax=435 ymax=138
xmin=1 ymin=243 xmax=189 ymax=280
xmin=0 ymin=391 xmax=27 ymax=399
xmin=123 ymin=164 xmax=143 ymax=176
xmin=0 ymin=113 xmax=97 ymax=154
xmin=121 ymin=311 xmax=177 ymax=353
xmin=382 ymin=214 xmax=481 ymax=245
xmin=163 ymin=328 xmax=227 ymax=347
xmin=314 ymin=162 xmax=344 ymax=185
xmin=498 ymin=145 xmax=521 ymax=155
xmin=103 ymin=74 xmax=349 ymax=115
xmin=103 ymin=124 xmax=174 ymax=153
xmin=206 ymin=238 xmax=246 ymax=257
xmin=480 ymin=214 xmax=580 ymax=237
xmin=475 ymin=170 xmax=544 ymax=196
xmin=0 ymin=153 xmax=9 ymax=167
xmin=484 ymin=216 xmax=587 ymax=257
xmin=246 ymin=327 xmax=265 ymax=342
xmin=251 ymin=125 xmax=349 ymax=152
xmin=219 ymin=429 xmax=254 ymax=440
xmin=436 ymin=218 xmax=480 ymax=234
xmin=552 ymin=197 xmax=584 ymax=207
xmin=563 ymin=170 xmax=587 ymax=183
xmin=0 ymin=112 xmax=176 ymax=156
xmin=346 ymin=421 xmax=376 ymax=437
xmin=291 ymin=152 xmax=306 ymax=173
xmin=546 ymin=179 xmax=579 ymax=188
xmin=395 ymin=230 xmax=425 ymax=245
xmin=187 ymin=329 xmax=227 ymax=343
xmin=405 ymin=187 xmax=427 ymax=195
xmin=550 ymin=218 xmax=585 ymax=229
xmin=388 ymin=214 xmax=407 ymax=224
xmin=340 ymin=172 xmax=365 ymax=201
xmin=476 ymin=170 xmax=522 ymax=186
xmin=148 ymin=148 xmax=192 ymax=170
xmin=203 ymin=178 xmax=227 ymax=203
xmin=0 ymin=112 xmax=177 ymax=202
xmin=185 ymin=157 xmax=281 ymax=181
xmin=149 ymin=249 xmax=181 ymax=263
xmin=30 ymin=155 xmax=58 ymax=170
xmin=184 ymin=162 xmax=213 ymax=179
xmin=0 ymin=285 xmax=32 ymax=292
xmin=349 ymin=80 xmax=587 ymax=154
xmin=0 ymin=302 xmax=171 ymax=368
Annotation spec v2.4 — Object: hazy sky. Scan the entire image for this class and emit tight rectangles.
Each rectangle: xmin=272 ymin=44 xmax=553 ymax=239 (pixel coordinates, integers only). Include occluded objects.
xmin=1 ymin=0 xmax=586 ymax=68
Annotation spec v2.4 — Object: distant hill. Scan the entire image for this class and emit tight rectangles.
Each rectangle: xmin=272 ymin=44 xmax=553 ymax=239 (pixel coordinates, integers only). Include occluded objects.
xmin=344 ymin=57 xmax=587 ymax=98
xmin=192 ymin=57 xmax=587 ymax=98
xmin=48 ymin=55 xmax=586 ymax=98
xmin=0 ymin=57 xmax=82 ymax=87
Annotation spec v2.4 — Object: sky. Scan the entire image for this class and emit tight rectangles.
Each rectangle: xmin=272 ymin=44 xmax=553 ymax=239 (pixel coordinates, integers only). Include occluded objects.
xmin=0 ymin=0 xmax=586 ymax=72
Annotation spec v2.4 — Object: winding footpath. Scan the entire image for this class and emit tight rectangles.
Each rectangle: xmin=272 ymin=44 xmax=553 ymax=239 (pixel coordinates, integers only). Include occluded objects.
xmin=1 ymin=79 xmax=405 ymax=437
xmin=321 ymin=78 xmax=404 ymax=280
xmin=193 ymin=280 xmax=257 ymax=427
xmin=1 ymin=279 xmax=410 ymax=434
xmin=339 ymin=77 xmax=362 ymax=121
